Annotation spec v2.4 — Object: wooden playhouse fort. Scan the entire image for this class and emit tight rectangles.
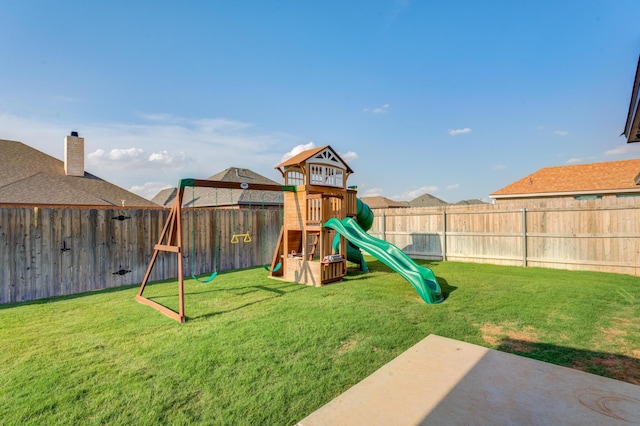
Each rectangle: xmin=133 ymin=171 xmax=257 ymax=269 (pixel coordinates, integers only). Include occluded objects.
xmin=268 ymin=145 xmax=356 ymax=286
xmin=137 ymin=145 xmax=442 ymax=322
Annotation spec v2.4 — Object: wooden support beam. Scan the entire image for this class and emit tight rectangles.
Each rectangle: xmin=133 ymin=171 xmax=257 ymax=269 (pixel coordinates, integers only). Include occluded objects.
xmin=180 ymin=179 xmax=296 ymax=192
xmin=136 ymin=188 xmax=186 ymax=323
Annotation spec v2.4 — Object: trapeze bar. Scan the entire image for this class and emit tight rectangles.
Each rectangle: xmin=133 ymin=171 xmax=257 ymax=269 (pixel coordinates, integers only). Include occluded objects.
xmin=231 ymin=233 xmax=252 ymax=243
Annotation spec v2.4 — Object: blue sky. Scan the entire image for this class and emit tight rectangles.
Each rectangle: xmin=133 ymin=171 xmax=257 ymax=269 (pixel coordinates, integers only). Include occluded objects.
xmin=2 ymin=1 xmax=640 ymax=202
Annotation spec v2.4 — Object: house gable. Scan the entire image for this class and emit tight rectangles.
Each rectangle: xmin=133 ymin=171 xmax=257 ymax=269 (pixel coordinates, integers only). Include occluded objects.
xmin=275 ymin=145 xmax=353 ymax=189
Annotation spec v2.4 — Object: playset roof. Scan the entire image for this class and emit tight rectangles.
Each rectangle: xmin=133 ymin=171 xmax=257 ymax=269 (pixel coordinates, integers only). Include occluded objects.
xmin=275 ymin=145 xmax=354 ymax=174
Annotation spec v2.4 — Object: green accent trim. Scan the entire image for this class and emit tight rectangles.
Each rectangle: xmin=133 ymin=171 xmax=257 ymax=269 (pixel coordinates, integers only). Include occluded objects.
xmin=180 ymin=178 xmax=196 ymax=189
xmin=281 ymin=185 xmax=297 ymax=192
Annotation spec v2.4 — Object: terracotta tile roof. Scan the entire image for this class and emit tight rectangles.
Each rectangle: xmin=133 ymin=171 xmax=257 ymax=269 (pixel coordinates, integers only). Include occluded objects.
xmin=491 ymin=158 xmax=640 ymax=198
xmin=0 ymin=139 xmax=159 ymax=207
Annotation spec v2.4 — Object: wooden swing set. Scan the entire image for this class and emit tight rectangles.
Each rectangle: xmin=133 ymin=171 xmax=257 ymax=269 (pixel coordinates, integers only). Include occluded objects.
xmin=136 ymin=178 xmax=295 ymax=323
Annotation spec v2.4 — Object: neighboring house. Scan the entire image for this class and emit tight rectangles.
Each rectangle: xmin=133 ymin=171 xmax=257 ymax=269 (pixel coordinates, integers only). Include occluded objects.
xmin=152 ymin=167 xmax=284 ymax=208
xmin=408 ymin=193 xmax=449 ymax=207
xmin=362 ymin=195 xmax=486 ymax=209
xmin=453 ymin=199 xmax=487 ymax=206
xmin=623 ymin=55 xmax=640 ymax=143
xmin=490 ymin=158 xmax=640 ymax=204
xmin=359 ymin=196 xmax=408 ymax=209
xmin=0 ymin=134 xmax=158 ymax=207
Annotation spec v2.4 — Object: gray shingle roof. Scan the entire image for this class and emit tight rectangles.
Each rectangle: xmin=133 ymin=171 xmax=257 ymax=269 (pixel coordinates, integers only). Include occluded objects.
xmin=408 ymin=194 xmax=449 ymax=207
xmin=153 ymin=167 xmax=284 ymax=208
xmin=359 ymin=196 xmax=408 ymax=209
xmin=0 ymin=139 xmax=159 ymax=207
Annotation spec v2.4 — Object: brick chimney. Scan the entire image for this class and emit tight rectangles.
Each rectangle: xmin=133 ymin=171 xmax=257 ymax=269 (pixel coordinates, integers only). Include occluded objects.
xmin=64 ymin=131 xmax=84 ymax=176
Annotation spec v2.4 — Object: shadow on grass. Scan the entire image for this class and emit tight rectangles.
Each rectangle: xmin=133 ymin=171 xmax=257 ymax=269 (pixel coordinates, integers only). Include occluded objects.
xmin=187 ymin=284 xmax=309 ymax=321
xmin=0 ymin=281 xmax=149 ymax=310
xmin=436 ymin=276 xmax=457 ymax=300
xmin=495 ymin=338 xmax=640 ymax=385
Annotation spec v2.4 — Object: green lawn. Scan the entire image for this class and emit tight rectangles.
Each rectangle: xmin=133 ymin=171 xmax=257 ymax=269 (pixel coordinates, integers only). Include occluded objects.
xmin=1 ymin=260 xmax=639 ymax=425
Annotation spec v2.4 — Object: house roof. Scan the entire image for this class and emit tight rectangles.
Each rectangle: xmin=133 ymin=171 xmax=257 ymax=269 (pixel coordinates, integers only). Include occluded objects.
xmin=359 ymin=196 xmax=408 ymax=209
xmin=454 ymin=199 xmax=487 ymax=206
xmin=491 ymin=158 xmax=640 ymax=199
xmin=623 ymin=55 xmax=640 ymax=143
xmin=408 ymin=193 xmax=449 ymax=207
xmin=152 ymin=167 xmax=284 ymax=207
xmin=275 ymin=145 xmax=354 ymax=174
xmin=0 ymin=139 xmax=158 ymax=207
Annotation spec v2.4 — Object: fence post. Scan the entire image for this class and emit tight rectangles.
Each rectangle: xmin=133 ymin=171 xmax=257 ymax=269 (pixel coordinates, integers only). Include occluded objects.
xmin=442 ymin=210 xmax=447 ymax=261
xmin=522 ymin=207 xmax=527 ymax=267
xmin=381 ymin=212 xmax=386 ymax=241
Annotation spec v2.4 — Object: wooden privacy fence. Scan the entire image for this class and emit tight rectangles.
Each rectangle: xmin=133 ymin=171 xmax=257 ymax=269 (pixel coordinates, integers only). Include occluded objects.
xmin=0 ymin=206 xmax=283 ymax=304
xmin=2 ymin=201 xmax=639 ymax=304
xmin=369 ymin=203 xmax=640 ymax=277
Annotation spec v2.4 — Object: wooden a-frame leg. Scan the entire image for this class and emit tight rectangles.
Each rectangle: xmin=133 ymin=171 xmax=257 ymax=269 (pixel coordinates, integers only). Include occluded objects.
xmin=136 ymin=191 xmax=186 ymax=323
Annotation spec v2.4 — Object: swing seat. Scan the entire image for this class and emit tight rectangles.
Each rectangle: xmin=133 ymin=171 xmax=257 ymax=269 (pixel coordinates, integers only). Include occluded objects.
xmin=192 ymin=271 xmax=218 ymax=283
xmin=264 ymin=262 xmax=282 ymax=273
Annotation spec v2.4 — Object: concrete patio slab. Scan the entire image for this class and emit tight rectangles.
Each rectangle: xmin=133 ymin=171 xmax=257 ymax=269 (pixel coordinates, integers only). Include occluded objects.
xmin=298 ymin=334 xmax=640 ymax=425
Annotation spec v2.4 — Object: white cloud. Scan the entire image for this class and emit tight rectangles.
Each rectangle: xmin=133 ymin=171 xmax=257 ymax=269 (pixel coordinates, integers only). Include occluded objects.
xmin=449 ymin=128 xmax=471 ymax=136
xmin=565 ymin=157 xmax=581 ymax=164
xmin=281 ymin=142 xmax=316 ymax=162
xmin=364 ymin=104 xmax=390 ymax=114
xmin=87 ymin=147 xmax=188 ymax=170
xmin=339 ymin=150 xmax=358 ymax=163
xmin=446 ymin=184 xmax=460 ymax=190
xmin=0 ymin=112 xmax=297 ymax=192
xmin=193 ymin=117 xmax=255 ymax=133
xmin=148 ymin=150 xmax=182 ymax=165
xmin=373 ymin=104 xmax=390 ymax=114
xmin=553 ymin=130 xmax=569 ymax=136
xmin=138 ymin=113 xmax=179 ymax=122
xmin=492 ymin=164 xmax=506 ymax=170
xmin=129 ymin=181 xmax=174 ymax=200
xmin=362 ymin=187 xmax=383 ymax=197
xmin=605 ymin=144 xmax=640 ymax=156
xmin=87 ymin=147 xmax=145 ymax=165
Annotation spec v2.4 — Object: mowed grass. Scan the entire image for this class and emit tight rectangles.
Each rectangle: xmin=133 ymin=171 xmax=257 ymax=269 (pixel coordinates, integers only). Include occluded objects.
xmin=1 ymin=259 xmax=639 ymax=425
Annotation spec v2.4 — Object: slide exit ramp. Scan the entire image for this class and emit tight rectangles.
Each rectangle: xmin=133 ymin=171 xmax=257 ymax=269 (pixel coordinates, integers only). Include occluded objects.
xmin=325 ymin=217 xmax=444 ymax=304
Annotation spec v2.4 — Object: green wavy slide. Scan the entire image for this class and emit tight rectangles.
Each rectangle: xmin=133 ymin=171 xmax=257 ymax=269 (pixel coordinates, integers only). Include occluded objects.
xmin=325 ymin=216 xmax=444 ymax=304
